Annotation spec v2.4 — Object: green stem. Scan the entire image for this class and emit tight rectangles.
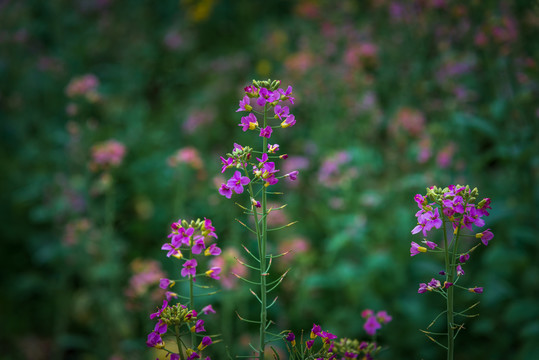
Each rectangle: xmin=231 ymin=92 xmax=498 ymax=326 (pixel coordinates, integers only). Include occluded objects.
xmin=176 ymin=325 xmax=186 ymax=360
xmin=442 ymin=214 xmax=454 ymax=360
xmin=190 ymin=255 xmax=196 ymax=348
xmin=259 ymin=103 xmax=269 ymax=359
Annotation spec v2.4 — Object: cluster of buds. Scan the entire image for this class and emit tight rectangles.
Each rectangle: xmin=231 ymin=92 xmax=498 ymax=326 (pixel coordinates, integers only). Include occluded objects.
xmin=146 ymin=301 xmax=213 ymax=360
xmin=160 ymin=218 xmax=221 ymax=284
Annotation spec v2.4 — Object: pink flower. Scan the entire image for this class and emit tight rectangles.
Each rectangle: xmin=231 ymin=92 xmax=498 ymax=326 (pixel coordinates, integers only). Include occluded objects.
xmin=181 ymin=259 xmax=197 ymax=278
xmin=259 ymin=125 xmax=273 ymax=138
xmin=364 ymin=316 xmax=381 ymax=336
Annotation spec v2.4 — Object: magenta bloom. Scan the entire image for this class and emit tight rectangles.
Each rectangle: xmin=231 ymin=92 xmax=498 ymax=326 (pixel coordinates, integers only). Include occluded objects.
xmin=410 ymin=241 xmax=426 ymax=256
xmin=146 ymin=331 xmax=163 ymax=348
xmin=306 ymin=339 xmax=314 ymax=349
xmin=239 ymin=113 xmax=258 ymax=131
xmin=169 ymin=226 xmax=194 ymax=248
xmin=227 ymin=171 xmax=250 ymax=194
xmin=418 ymin=283 xmax=428 ymax=293
xmin=204 ymin=243 xmax=221 ymax=256
xmin=285 ymin=332 xmax=295 ymax=343
xmin=286 ymin=170 xmax=299 ymax=180
xmin=278 ymin=85 xmax=295 ymax=104
xmin=220 ymin=156 xmax=234 ymax=173
xmin=236 ymin=95 xmax=252 ymax=112
xmin=428 ymin=278 xmax=441 ymax=288
xmin=159 ymin=278 xmax=174 ymax=289
xmin=191 ymin=236 xmax=206 ymax=254
xmin=364 ymin=316 xmax=381 ymax=336
xmin=198 ymin=336 xmax=213 ymax=351
xmin=310 ymin=324 xmax=322 ymax=338
xmin=459 ymin=253 xmax=470 ymax=263
xmin=268 ymin=143 xmax=280 ymax=153
xmin=424 ymin=241 xmax=437 ymax=249
xmin=218 ymin=183 xmax=232 ymax=199
xmin=150 ymin=300 xmax=168 ymax=319
xmin=477 ymin=228 xmax=494 ymax=246
xmin=201 ymin=304 xmax=216 ymax=314
xmin=469 ymin=287 xmax=483 ymax=293
xmin=181 ymin=259 xmax=197 ymax=278
xmin=165 ymin=291 xmax=178 ymax=301
xmin=361 ymin=309 xmax=374 ymax=318
xmin=187 ymin=352 xmax=200 ymax=360
xmin=456 ymin=264 xmax=465 ymax=276
xmin=274 ymin=105 xmax=290 ymax=120
xmin=259 ymin=125 xmax=273 ymax=138
xmin=281 ymin=114 xmax=296 ymax=128
xmin=193 ymin=319 xmax=205 ymax=333
xmin=376 ymin=310 xmax=392 ymax=323
xmin=205 ymin=266 xmax=221 ymax=280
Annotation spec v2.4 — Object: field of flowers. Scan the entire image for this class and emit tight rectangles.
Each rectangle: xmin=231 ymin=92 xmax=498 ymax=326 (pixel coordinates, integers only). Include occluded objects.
xmin=1 ymin=1 xmax=538 ymax=359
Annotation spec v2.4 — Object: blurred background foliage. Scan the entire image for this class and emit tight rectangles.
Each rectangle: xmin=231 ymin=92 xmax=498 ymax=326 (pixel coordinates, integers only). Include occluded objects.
xmin=1 ymin=0 xmax=538 ymax=359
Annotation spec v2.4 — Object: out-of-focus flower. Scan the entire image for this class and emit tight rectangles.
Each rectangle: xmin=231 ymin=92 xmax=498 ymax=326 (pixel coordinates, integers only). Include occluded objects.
xmin=65 ymin=74 xmax=100 ymax=101
xmin=209 ymin=248 xmax=247 ymax=289
xmin=167 ymin=147 xmax=203 ymax=170
xmin=90 ymin=139 xmax=126 ymax=171
xmin=182 ymin=109 xmax=215 ymax=134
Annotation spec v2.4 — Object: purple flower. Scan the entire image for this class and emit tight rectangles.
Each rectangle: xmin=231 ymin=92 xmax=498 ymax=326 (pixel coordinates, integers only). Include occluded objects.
xmin=227 ymin=171 xmax=250 ymax=194
xmin=428 ymin=278 xmax=441 ymax=288
xmin=469 ymin=287 xmax=483 ymax=293
xmin=238 ymin=113 xmax=258 ymax=131
xmin=456 ymin=264 xmax=465 ymax=276
xmin=285 ymin=332 xmax=296 ymax=346
xmin=268 ymin=143 xmax=279 ymax=153
xmin=306 ymin=339 xmax=314 ymax=349
xmin=165 ymin=291 xmax=178 ymax=301
xmin=285 ymin=170 xmax=299 ymax=181
xmin=154 ymin=319 xmax=167 ymax=334
xmin=191 ymin=236 xmax=206 ymax=254
xmin=361 ymin=309 xmax=374 ymax=318
xmin=181 ymin=259 xmax=198 ymax=278
xmin=418 ymin=283 xmax=428 ymax=293
xmin=171 ymin=354 xmax=180 ymax=360
xmin=259 ymin=125 xmax=273 ymax=138
xmin=204 ymin=243 xmax=221 ymax=256
xmin=192 ymin=319 xmax=206 ymax=333
xmin=412 ymin=208 xmax=442 ymax=236
xmin=459 ymin=253 xmax=470 ymax=263
xmin=344 ymin=352 xmax=358 ymax=359
xmin=150 ymin=300 xmax=168 ymax=319
xmin=364 ymin=316 xmax=381 ymax=336
xmin=320 ymin=330 xmax=337 ymax=344
xmin=278 ymin=85 xmax=295 ymax=104
xmin=476 ymin=228 xmax=494 ymax=246
xmin=198 ymin=336 xmax=213 ymax=351
xmin=187 ymin=352 xmax=200 ymax=360
xmin=220 ymin=156 xmax=234 ymax=173
xmin=424 ymin=240 xmax=437 ymax=249
xmin=444 ymin=281 xmax=453 ymax=289
xmin=310 ymin=324 xmax=322 ymax=338
xmin=170 ymin=227 xmax=194 ymax=248
xmin=281 ymin=114 xmax=296 ymax=128
xmin=236 ymin=95 xmax=252 ymax=112
xmin=205 ymin=266 xmax=221 ymax=280
xmin=201 ymin=304 xmax=216 ymax=314
xmin=463 ymin=205 xmax=485 ymax=230
xmin=218 ymin=183 xmax=233 ymax=199
xmin=146 ymin=331 xmax=164 ymax=348
xmin=410 ymin=241 xmax=427 ymax=256
xmin=161 ymin=242 xmax=182 ymax=258
xmin=376 ymin=310 xmax=392 ymax=323
xmin=159 ymin=278 xmax=175 ymax=289
xmin=257 ymin=87 xmax=279 ymax=106
xmin=274 ymin=105 xmax=290 ymax=120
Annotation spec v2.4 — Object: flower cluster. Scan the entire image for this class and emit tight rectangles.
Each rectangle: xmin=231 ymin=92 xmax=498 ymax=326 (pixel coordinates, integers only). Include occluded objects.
xmin=361 ymin=309 xmax=392 ymax=336
xmin=284 ymin=322 xmax=384 ymax=360
xmin=65 ymin=73 xmax=100 ymax=99
xmin=146 ymin=301 xmax=213 ymax=360
xmin=89 ymin=139 xmax=126 ymax=171
xmin=161 ymin=218 xmax=221 ymax=282
xmin=412 ymin=185 xmax=492 ymax=238
xmin=284 ymin=324 xmax=338 ymax=360
xmin=411 ymin=185 xmax=493 ymax=294
xmin=218 ymin=80 xmax=299 ymax=199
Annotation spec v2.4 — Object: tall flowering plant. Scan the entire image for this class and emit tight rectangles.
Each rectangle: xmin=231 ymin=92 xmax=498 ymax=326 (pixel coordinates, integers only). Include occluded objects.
xmin=218 ymin=79 xmax=298 ymax=359
xmin=410 ymin=185 xmax=493 ymax=359
xmin=147 ymin=218 xmax=221 ymax=360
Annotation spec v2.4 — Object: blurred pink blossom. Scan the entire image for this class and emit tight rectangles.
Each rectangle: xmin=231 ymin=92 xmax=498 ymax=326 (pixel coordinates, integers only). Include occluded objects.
xmin=90 ymin=139 xmax=126 ymax=171
xmin=209 ymin=248 xmax=247 ymax=290
xmin=65 ymin=74 xmax=100 ymax=100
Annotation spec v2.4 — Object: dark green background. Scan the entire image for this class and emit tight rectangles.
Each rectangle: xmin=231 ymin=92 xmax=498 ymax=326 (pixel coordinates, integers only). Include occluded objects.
xmin=1 ymin=0 xmax=538 ymax=359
